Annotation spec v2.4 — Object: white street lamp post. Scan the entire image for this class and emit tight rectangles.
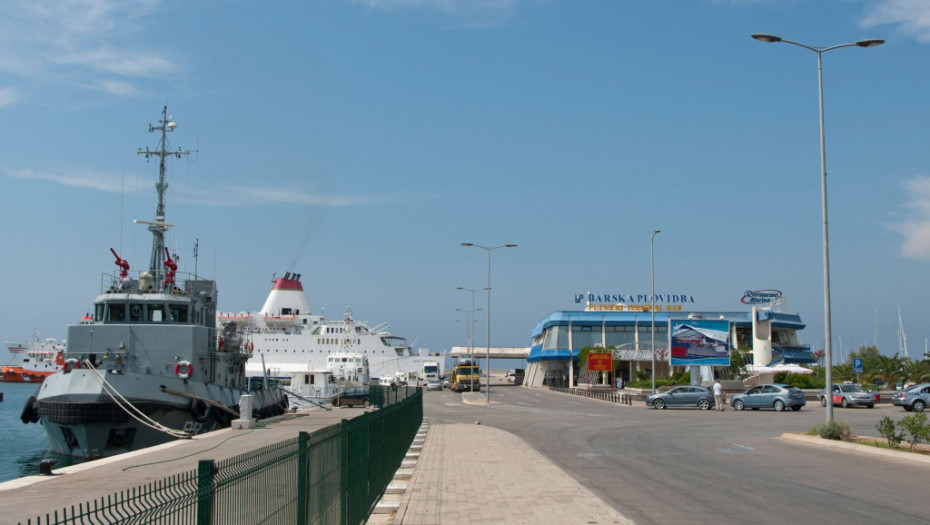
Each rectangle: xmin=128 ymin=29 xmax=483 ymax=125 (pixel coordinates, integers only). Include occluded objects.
xmin=751 ymin=33 xmax=883 ymax=423
xmin=456 ymin=287 xmax=487 ymax=356
xmin=651 ymin=229 xmax=660 ymax=394
xmin=462 ymin=243 xmax=517 ymax=403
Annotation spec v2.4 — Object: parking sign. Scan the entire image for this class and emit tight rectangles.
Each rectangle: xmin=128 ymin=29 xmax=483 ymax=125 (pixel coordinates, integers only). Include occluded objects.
xmin=853 ymin=358 xmax=863 ymax=374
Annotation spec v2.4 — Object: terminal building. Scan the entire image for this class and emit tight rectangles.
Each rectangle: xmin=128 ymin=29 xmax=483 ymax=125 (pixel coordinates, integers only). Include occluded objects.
xmin=522 ymin=297 xmax=815 ymax=388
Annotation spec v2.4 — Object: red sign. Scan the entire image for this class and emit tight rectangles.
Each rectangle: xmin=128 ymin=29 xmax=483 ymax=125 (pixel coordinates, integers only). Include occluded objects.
xmin=587 ymin=352 xmax=612 ymax=371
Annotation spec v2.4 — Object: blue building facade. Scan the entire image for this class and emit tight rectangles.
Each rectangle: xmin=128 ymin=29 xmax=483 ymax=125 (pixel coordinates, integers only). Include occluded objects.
xmin=523 ymin=309 xmax=813 ymax=388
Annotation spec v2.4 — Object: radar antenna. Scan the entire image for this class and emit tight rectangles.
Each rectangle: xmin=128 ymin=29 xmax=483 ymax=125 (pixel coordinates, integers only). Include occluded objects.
xmin=136 ymin=105 xmax=197 ymax=284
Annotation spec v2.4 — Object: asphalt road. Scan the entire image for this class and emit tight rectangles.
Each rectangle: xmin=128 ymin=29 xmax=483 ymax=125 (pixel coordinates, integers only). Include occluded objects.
xmin=424 ymin=383 xmax=929 ymax=525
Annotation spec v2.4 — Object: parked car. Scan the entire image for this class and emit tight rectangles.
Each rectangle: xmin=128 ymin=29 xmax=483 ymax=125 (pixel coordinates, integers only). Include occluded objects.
xmin=426 ymin=377 xmax=442 ymax=391
xmin=506 ymin=372 xmax=516 ymax=383
xmin=645 ymin=385 xmax=716 ymax=410
xmin=891 ymin=383 xmax=930 ymax=412
xmin=819 ymin=383 xmax=876 ymax=408
xmin=729 ymin=383 xmax=806 ymax=412
xmin=440 ymin=375 xmax=451 ymax=389
xmin=333 ymin=386 xmax=371 ymax=408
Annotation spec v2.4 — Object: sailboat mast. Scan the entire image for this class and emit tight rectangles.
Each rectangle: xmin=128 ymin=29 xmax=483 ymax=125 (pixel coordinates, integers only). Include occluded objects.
xmin=898 ymin=305 xmax=909 ymax=360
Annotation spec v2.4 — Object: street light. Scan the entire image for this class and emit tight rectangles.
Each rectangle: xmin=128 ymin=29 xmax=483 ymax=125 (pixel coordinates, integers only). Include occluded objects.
xmin=455 ymin=295 xmax=484 ymax=354
xmin=461 ymin=243 xmax=517 ymax=403
xmin=751 ymin=33 xmax=883 ymax=423
xmin=651 ymin=229 xmax=660 ymax=394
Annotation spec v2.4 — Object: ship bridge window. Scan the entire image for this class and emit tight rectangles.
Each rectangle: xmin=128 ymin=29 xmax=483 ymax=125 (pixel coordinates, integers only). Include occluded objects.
xmin=149 ymin=304 xmax=165 ymax=322
xmin=129 ymin=303 xmax=144 ymax=322
xmin=95 ymin=304 xmax=105 ymax=322
xmin=107 ymin=303 xmax=127 ymax=322
xmin=169 ymin=304 xmax=189 ymax=323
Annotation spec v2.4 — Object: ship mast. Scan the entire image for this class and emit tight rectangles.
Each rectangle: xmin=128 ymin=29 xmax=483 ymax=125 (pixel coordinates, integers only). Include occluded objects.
xmin=136 ymin=106 xmax=195 ymax=284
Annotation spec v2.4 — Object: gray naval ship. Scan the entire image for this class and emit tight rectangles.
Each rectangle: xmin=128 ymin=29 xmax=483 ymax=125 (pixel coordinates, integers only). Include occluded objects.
xmin=21 ymin=106 xmax=288 ymax=459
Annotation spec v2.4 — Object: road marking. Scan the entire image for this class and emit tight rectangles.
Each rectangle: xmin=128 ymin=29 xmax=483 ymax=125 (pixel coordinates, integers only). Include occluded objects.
xmin=718 ymin=442 xmax=754 ymax=454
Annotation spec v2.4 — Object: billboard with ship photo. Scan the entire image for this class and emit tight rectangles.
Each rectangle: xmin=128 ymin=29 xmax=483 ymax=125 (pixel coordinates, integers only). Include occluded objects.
xmin=670 ymin=319 xmax=730 ymax=366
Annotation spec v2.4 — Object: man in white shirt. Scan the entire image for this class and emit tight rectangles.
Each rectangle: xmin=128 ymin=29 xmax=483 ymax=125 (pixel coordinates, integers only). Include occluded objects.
xmin=713 ymin=379 xmax=725 ymax=411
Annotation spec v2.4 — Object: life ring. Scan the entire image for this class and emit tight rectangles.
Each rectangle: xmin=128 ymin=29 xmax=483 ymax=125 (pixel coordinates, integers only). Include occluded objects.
xmin=175 ymin=360 xmax=193 ymax=379
xmin=244 ymin=342 xmax=253 ymax=352
xmin=63 ymin=358 xmax=81 ymax=373
xmin=190 ymin=398 xmax=210 ymax=422
xmin=130 ymin=305 xmax=142 ymax=318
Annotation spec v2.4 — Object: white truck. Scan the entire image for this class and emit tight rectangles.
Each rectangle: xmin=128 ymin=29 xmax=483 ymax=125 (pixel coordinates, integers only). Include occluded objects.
xmin=419 ymin=361 xmax=441 ymax=383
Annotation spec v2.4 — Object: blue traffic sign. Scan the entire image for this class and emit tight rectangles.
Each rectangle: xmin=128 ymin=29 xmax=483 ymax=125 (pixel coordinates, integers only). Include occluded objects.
xmin=853 ymin=358 xmax=863 ymax=374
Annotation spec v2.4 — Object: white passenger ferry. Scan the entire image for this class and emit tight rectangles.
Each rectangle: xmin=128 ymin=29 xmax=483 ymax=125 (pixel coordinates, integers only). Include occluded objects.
xmin=219 ymin=273 xmax=443 ymax=381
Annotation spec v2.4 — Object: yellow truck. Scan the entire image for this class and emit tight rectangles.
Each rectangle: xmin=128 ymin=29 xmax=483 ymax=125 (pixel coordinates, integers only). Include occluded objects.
xmin=450 ymin=355 xmax=481 ymax=392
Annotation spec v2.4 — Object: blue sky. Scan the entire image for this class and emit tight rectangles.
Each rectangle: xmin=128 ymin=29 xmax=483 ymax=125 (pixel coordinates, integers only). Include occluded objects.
xmin=2 ymin=0 xmax=930 ymax=364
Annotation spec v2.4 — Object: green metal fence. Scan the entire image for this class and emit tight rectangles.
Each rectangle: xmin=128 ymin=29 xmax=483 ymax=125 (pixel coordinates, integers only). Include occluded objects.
xmin=22 ymin=386 xmax=423 ymax=525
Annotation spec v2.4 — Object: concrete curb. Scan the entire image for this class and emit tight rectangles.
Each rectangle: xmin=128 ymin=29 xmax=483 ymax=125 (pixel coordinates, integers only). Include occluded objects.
xmin=780 ymin=432 xmax=930 ymax=466
xmin=367 ymin=420 xmax=431 ymax=523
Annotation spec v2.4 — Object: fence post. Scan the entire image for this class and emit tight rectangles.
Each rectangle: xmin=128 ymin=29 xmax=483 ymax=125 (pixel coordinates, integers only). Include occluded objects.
xmin=341 ymin=419 xmax=349 ymax=525
xmin=196 ymin=459 xmax=215 ymax=525
xmin=297 ymin=431 xmax=308 ymax=525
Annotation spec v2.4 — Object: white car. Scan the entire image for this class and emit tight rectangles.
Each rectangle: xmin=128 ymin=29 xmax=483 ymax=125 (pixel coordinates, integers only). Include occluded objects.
xmin=505 ymin=372 xmax=516 ymax=383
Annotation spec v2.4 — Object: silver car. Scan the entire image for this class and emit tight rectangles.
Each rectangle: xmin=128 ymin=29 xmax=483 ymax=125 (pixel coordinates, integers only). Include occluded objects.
xmin=818 ymin=383 xmax=876 ymax=408
xmin=729 ymin=383 xmax=806 ymax=412
xmin=646 ymin=385 xmax=716 ymax=410
xmin=891 ymin=383 xmax=930 ymax=412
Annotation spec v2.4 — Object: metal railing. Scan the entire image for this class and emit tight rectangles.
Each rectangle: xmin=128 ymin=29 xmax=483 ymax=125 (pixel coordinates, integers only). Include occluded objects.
xmin=549 ymin=385 xmax=643 ymax=405
xmin=22 ymin=386 xmax=423 ymax=525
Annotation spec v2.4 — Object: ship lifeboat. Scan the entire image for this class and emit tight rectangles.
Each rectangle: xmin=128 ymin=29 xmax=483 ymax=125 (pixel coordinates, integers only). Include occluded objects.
xmin=218 ymin=312 xmax=255 ymax=329
xmin=262 ymin=315 xmax=299 ymax=329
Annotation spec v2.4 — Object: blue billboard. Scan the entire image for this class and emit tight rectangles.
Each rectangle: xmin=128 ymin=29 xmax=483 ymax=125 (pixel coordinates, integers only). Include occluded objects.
xmin=669 ymin=319 xmax=730 ymax=366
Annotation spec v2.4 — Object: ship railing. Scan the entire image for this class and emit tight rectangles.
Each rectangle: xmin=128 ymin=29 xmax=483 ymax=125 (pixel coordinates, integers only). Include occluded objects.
xmin=99 ymin=269 xmax=215 ymax=296
xmin=21 ymin=388 xmax=423 ymax=525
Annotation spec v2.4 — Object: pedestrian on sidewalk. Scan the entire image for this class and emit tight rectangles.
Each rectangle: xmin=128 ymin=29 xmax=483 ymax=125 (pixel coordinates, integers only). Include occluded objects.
xmin=713 ymin=378 xmax=725 ymax=411
xmin=616 ymin=376 xmax=624 ymax=389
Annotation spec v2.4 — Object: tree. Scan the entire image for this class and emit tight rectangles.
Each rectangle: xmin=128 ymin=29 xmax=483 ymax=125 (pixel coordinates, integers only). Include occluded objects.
xmin=729 ymin=347 xmax=749 ymax=377
xmin=874 ymin=354 xmax=907 ymax=387
xmin=901 ymin=359 xmax=930 ymax=384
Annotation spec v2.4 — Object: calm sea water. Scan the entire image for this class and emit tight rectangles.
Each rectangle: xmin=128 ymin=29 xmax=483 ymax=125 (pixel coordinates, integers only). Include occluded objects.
xmin=0 ymin=382 xmax=82 ymax=483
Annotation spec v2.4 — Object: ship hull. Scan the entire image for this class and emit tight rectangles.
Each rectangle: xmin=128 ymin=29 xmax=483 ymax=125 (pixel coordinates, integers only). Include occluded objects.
xmin=33 ymin=369 xmax=287 ymax=459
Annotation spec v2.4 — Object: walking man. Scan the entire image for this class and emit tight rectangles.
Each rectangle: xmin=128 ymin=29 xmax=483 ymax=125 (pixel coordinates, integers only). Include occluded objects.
xmin=713 ymin=378 xmax=725 ymax=411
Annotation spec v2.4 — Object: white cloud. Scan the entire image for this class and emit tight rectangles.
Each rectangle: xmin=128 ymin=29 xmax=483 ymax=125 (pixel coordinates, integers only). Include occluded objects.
xmin=223 ymin=185 xmax=380 ymax=207
xmin=0 ymin=0 xmax=175 ymax=103
xmin=349 ymin=0 xmax=527 ymax=27
xmin=3 ymin=166 xmax=381 ymax=208
xmin=4 ymin=167 xmax=127 ymax=193
xmin=861 ymin=0 xmax=930 ymax=43
xmin=894 ymin=176 xmax=930 ymax=260
xmin=0 ymin=87 xmax=19 ymax=109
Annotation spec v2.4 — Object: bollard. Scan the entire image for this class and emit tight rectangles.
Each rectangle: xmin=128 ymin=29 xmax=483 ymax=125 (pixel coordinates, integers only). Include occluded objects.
xmin=39 ymin=459 xmax=58 ymax=475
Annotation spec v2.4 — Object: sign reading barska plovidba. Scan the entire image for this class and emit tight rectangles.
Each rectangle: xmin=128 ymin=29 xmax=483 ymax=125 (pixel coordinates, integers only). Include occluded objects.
xmin=577 ymin=292 xmax=696 ymax=312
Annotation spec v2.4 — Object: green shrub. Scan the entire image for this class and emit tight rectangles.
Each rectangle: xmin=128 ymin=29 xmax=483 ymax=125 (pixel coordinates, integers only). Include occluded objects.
xmin=876 ymin=416 xmax=903 ymax=448
xmin=627 ymin=376 xmax=688 ymax=390
xmin=899 ymin=412 xmax=930 ymax=452
xmin=774 ymin=372 xmax=825 ymax=389
xmin=817 ymin=419 xmax=851 ymax=441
